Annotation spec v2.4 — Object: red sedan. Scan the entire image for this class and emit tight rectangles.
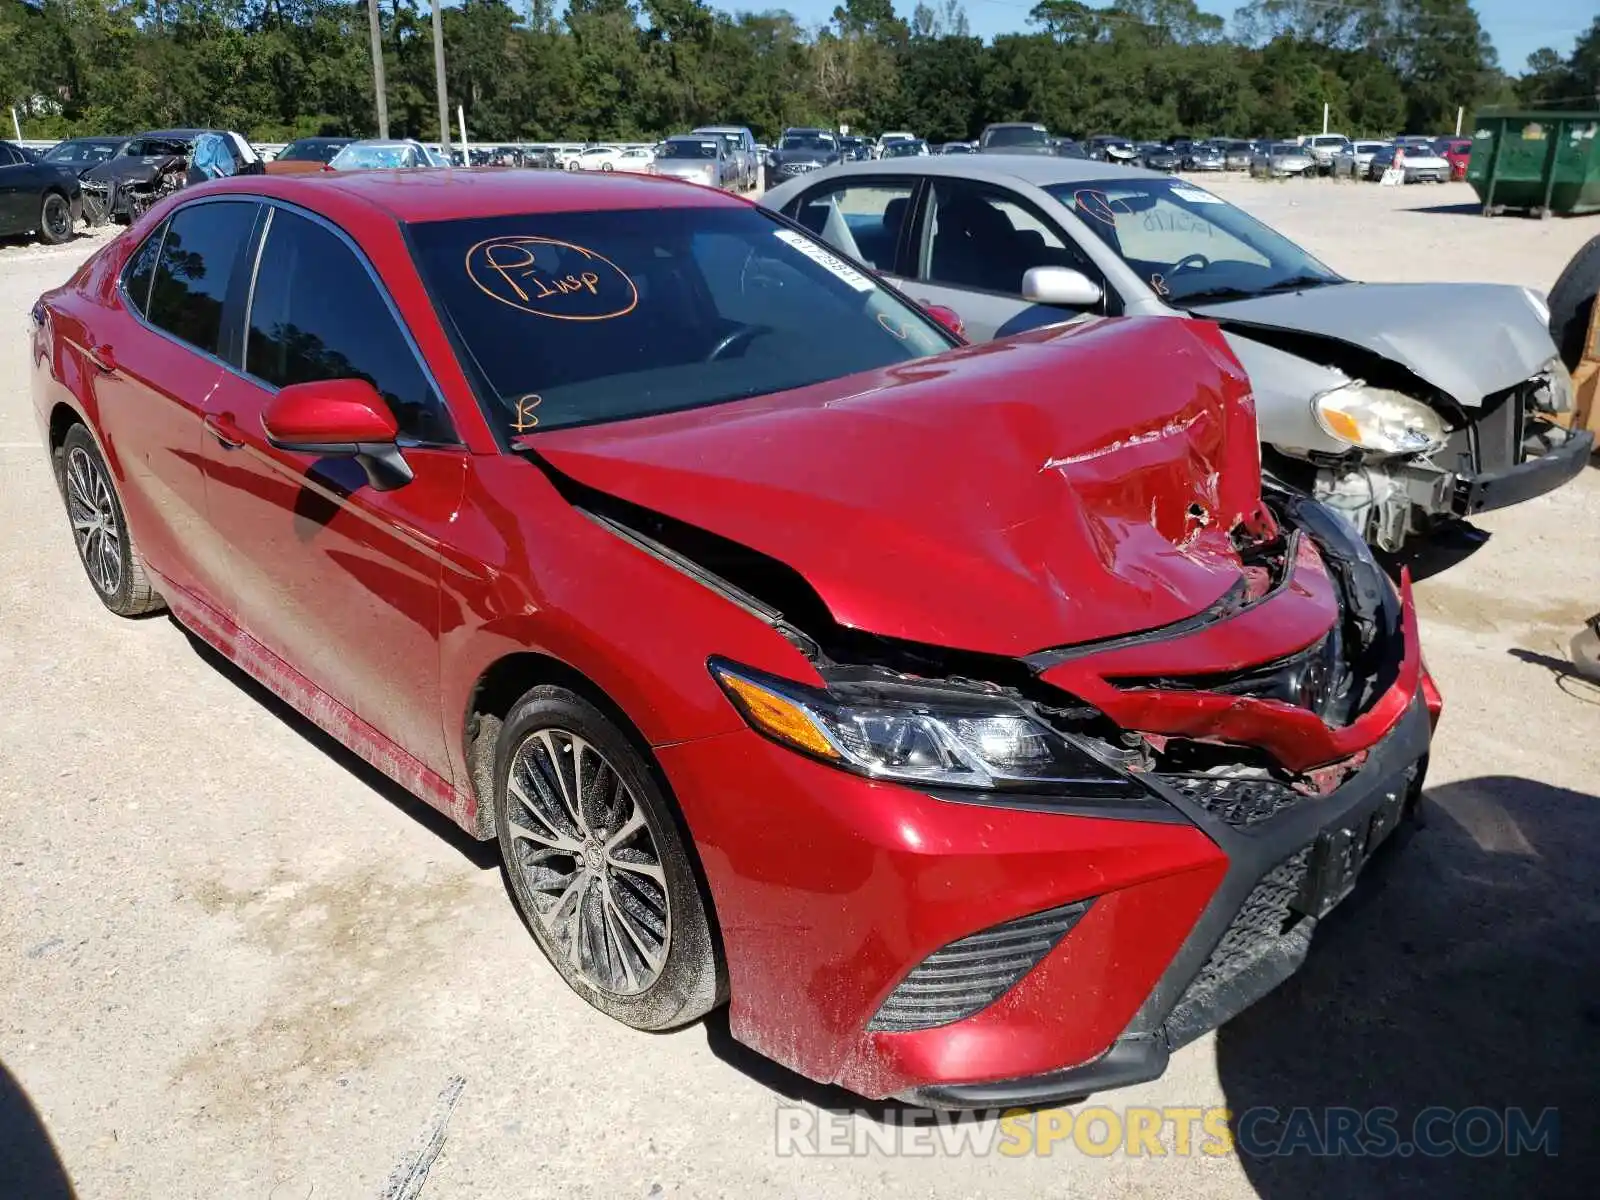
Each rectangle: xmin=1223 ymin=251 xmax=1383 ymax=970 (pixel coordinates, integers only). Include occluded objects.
xmin=1442 ymin=138 xmax=1474 ymax=181
xmin=30 ymin=169 xmax=1440 ymax=1107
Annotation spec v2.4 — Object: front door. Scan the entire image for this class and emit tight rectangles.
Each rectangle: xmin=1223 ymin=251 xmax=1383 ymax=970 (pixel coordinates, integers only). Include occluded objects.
xmin=907 ymin=177 xmax=1108 ymax=341
xmin=198 ymin=203 xmax=467 ymax=781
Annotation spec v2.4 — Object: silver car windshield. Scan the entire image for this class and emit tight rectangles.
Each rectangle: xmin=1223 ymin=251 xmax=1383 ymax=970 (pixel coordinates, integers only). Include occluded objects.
xmin=1045 ymin=177 xmax=1342 ymax=305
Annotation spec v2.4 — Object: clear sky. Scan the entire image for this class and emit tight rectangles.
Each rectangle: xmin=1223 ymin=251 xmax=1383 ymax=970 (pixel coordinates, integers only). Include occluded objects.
xmin=774 ymin=0 xmax=1595 ymax=76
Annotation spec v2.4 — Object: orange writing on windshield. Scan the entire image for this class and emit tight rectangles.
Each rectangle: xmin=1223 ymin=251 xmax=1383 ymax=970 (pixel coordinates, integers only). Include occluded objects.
xmin=466 ymin=236 xmax=639 ymax=321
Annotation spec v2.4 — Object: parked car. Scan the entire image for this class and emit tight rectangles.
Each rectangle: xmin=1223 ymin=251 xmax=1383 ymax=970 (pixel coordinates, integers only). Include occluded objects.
xmin=1251 ymin=141 xmax=1316 ymax=178
xmin=838 ymin=135 xmax=871 ymax=162
xmin=1332 ymin=139 xmax=1388 ymax=179
xmin=978 ymin=123 xmax=1058 ymax=155
xmin=762 ymin=156 xmax=1589 ymax=550
xmin=1051 ymin=137 xmax=1088 ymax=159
xmin=40 ymin=136 xmax=127 ymax=173
xmin=1135 ymin=143 xmax=1181 ymax=172
xmin=1367 ymin=143 xmax=1450 ymax=184
xmin=265 ymin=137 xmax=355 ymax=175
xmin=611 ymin=146 xmax=658 ymax=175
xmin=655 ymin=135 xmax=736 ymax=188
xmin=328 ymin=139 xmax=432 ymax=172
xmin=576 ymin=145 xmax=631 ymax=172
xmin=83 ymin=128 xmax=260 ymax=224
xmin=691 ymin=126 xmax=758 ymax=189
xmin=1303 ymin=133 xmax=1352 ymax=174
xmin=938 ymin=141 xmax=976 ymax=154
xmin=1439 ymin=138 xmax=1474 ymax=180
xmin=0 ymin=139 xmax=82 ymax=244
xmin=881 ymin=138 xmax=931 ymax=159
xmin=1087 ymin=135 xmax=1138 ymax=164
xmin=876 ymin=131 xmax=916 ymax=158
xmin=1184 ymin=143 xmax=1227 ymax=171
xmin=32 ymin=167 xmax=1440 ymax=1109
xmin=1223 ymin=140 xmax=1255 ymax=170
xmin=764 ymin=128 xmax=841 ymax=190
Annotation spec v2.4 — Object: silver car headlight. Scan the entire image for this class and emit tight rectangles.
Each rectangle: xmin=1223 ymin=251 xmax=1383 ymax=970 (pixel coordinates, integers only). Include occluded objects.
xmin=709 ymin=660 xmax=1142 ymax=797
xmin=1313 ymin=381 xmax=1449 ymax=455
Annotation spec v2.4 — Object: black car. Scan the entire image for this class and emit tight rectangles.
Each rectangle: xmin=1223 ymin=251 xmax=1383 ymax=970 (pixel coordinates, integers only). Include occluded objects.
xmin=40 ymin=136 xmax=127 ymax=174
xmin=0 ymin=140 xmax=82 ymax=244
xmin=1136 ymin=142 xmax=1181 ymax=172
xmin=82 ymin=128 xmax=260 ymax=223
xmin=764 ymin=128 xmax=841 ymax=190
xmin=838 ymin=136 xmax=871 ymax=162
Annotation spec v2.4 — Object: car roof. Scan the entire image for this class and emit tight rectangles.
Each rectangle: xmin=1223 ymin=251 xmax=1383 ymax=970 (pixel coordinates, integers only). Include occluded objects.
xmin=198 ymin=168 xmax=746 ymax=223
xmin=768 ymin=154 xmax=1170 ymax=188
xmin=136 ymin=129 xmax=214 ymax=139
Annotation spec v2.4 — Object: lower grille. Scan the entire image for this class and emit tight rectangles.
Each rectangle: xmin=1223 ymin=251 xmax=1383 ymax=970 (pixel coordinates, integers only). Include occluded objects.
xmin=868 ymin=901 xmax=1092 ymax=1032
xmin=1164 ymin=848 xmax=1313 ymax=1048
xmin=1160 ymin=773 xmax=1305 ymax=828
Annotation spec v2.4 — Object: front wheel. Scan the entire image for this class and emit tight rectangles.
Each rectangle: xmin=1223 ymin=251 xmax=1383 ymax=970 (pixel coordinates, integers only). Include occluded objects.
xmin=495 ymin=686 xmax=723 ymax=1030
xmin=38 ymin=192 xmax=73 ymax=245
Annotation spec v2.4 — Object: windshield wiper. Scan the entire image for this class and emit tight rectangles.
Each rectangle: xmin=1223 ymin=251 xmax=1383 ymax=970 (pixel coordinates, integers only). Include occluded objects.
xmin=1170 ymin=275 xmax=1338 ymax=306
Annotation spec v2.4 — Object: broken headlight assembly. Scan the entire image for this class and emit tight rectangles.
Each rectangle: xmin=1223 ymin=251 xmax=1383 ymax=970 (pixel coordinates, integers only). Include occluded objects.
xmin=709 ymin=659 xmax=1142 ymax=799
xmin=1312 ymin=381 xmax=1448 ymax=455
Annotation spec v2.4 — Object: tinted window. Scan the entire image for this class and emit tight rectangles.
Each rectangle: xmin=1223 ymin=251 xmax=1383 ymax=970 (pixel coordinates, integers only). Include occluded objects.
xmin=0 ymin=144 xmax=20 ymax=166
xmin=405 ymin=206 xmax=952 ymax=433
xmin=121 ymin=220 xmax=167 ymax=316
xmin=146 ymin=201 xmax=257 ymax=355
xmin=246 ymin=208 xmax=454 ymax=444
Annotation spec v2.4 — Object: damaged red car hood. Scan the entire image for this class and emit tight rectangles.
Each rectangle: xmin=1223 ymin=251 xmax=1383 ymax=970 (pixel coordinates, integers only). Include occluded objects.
xmin=532 ymin=318 xmax=1266 ymax=656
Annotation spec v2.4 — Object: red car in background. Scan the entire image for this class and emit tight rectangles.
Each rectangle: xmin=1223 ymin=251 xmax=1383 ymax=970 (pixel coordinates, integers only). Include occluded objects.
xmin=31 ymin=170 xmax=1439 ymax=1107
xmin=1441 ymin=138 xmax=1474 ymax=180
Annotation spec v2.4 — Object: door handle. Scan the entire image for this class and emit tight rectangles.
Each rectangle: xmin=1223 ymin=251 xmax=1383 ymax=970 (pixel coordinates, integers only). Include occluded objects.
xmin=88 ymin=343 xmax=117 ymax=374
xmin=204 ymin=412 xmax=245 ymax=450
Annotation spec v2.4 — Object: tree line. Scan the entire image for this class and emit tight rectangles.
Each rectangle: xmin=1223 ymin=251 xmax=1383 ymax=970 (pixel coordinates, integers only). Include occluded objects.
xmin=0 ymin=0 xmax=1594 ymax=148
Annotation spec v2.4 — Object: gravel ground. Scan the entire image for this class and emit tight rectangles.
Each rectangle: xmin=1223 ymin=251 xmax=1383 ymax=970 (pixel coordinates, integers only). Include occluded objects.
xmin=2 ymin=182 xmax=1597 ymax=1199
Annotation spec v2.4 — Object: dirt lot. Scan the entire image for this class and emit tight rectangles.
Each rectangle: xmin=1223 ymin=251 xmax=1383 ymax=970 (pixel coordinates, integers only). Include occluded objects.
xmin=2 ymin=181 xmax=1598 ymax=1199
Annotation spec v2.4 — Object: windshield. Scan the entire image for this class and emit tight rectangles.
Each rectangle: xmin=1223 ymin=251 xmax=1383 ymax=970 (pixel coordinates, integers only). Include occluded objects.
xmin=781 ymin=135 xmax=834 ymax=152
xmin=1046 ymin=177 xmax=1342 ymax=305
xmin=663 ymin=139 xmax=719 ymax=160
xmin=1271 ymin=143 xmax=1301 ymax=155
xmin=883 ymin=140 xmax=925 ymax=157
xmin=279 ymin=139 xmax=346 ymax=164
xmin=984 ymin=126 xmax=1048 ymax=148
xmin=44 ymin=140 xmax=121 ymax=164
xmin=406 ymin=206 xmax=952 ymax=434
xmin=331 ymin=144 xmax=415 ymax=170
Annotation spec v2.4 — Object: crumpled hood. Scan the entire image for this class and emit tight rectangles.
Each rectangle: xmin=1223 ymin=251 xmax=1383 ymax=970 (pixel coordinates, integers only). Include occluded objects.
xmin=532 ymin=318 xmax=1267 ymax=657
xmin=83 ymin=155 xmax=183 ymax=186
xmin=1191 ymin=281 xmax=1555 ymax=407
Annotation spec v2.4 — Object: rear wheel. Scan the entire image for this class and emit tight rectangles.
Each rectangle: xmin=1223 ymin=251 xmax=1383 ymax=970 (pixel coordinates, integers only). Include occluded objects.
xmin=494 ymin=686 xmax=722 ymax=1030
xmin=57 ymin=425 xmax=164 ymax=616
xmin=38 ymin=192 xmax=72 ymax=245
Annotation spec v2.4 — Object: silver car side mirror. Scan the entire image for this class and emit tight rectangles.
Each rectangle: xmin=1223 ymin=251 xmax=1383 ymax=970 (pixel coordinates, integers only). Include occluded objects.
xmin=1022 ymin=266 xmax=1103 ymax=308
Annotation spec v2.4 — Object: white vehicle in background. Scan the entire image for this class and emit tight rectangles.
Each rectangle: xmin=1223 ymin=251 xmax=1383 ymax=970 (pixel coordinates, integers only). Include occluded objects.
xmin=553 ymin=144 xmax=586 ymax=170
xmin=576 ymin=145 xmax=631 ymax=171
xmin=653 ymin=134 xmax=735 ymax=189
xmin=327 ymin=138 xmax=433 ymax=171
xmin=1303 ymin=133 xmax=1352 ymax=175
xmin=875 ymin=131 xmax=915 ymax=159
xmin=613 ymin=145 xmax=658 ymax=175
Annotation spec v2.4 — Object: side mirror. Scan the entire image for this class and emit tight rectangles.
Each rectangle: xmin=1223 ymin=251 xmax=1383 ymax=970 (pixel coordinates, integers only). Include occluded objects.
xmin=920 ymin=303 xmax=966 ymax=340
xmin=261 ymin=379 xmax=412 ymax=490
xmin=1022 ymin=266 xmax=1104 ymax=309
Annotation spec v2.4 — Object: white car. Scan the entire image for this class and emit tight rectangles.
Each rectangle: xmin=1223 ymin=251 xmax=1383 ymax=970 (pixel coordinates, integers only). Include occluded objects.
xmin=612 ymin=146 xmax=658 ymax=175
xmin=1390 ymin=145 xmax=1452 ymax=184
xmin=575 ymin=146 xmax=630 ymax=171
xmin=874 ymin=131 xmax=916 ymax=158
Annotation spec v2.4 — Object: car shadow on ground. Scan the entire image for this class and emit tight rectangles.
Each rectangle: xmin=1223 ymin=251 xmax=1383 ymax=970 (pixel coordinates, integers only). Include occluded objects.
xmin=1506 ymin=647 xmax=1600 ymax=703
xmin=172 ymin=621 xmax=500 ymax=872
xmin=0 ymin=1060 xmax=76 ymax=1198
xmin=1404 ymin=201 xmax=1486 ymax=217
xmin=1216 ymin=775 xmax=1599 ymax=1198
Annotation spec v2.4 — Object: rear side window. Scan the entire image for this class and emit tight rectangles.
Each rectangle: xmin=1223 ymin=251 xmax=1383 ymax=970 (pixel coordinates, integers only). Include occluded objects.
xmin=146 ymin=201 xmax=258 ymax=357
xmin=121 ymin=221 xmax=166 ymax=316
xmin=246 ymin=208 xmax=455 ymax=444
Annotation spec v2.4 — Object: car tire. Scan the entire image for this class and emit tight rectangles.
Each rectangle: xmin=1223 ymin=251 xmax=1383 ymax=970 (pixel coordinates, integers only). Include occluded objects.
xmin=494 ymin=685 xmax=723 ymax=1031
xmin=1549 ymin=234 xmax=1600 ymax=371
xmin=38 ymin=191 xmax=73 ymax=245
xmin=56 ymin=424 xmax=165 ymax=617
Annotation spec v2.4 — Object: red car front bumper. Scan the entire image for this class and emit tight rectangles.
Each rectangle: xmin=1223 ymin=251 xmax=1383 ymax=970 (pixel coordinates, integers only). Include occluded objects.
xmin=656 ymin=504 xmax=1437 ymax=1106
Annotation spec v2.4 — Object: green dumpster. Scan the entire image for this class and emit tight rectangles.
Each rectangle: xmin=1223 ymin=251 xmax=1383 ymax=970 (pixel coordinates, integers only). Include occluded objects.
xmin=1468 ymin=110 xmax=1600 ymax=217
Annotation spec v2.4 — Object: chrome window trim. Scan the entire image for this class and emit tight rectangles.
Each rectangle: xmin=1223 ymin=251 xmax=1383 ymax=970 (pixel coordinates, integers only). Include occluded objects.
xmin=116 ymin=192 xmax=463 ymax=450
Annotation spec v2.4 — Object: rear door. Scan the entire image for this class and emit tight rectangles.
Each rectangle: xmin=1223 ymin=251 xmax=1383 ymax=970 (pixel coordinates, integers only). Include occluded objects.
xmin=89 ymin=198 xmax=259 ymax=607
xmin=198 ymin=202 xmax=466 ymax=779
xmin=0 ymin=143 xmax=31 ymax=231
xmin=905 ymin=177 xmax=1107 ymax=341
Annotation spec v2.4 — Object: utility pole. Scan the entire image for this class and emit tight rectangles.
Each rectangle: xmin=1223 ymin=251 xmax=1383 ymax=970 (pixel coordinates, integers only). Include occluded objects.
xmin=431 ymin=0 xmax=451 ymax=159
xmin=367 ymin=0 xmax=389 ymax=139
